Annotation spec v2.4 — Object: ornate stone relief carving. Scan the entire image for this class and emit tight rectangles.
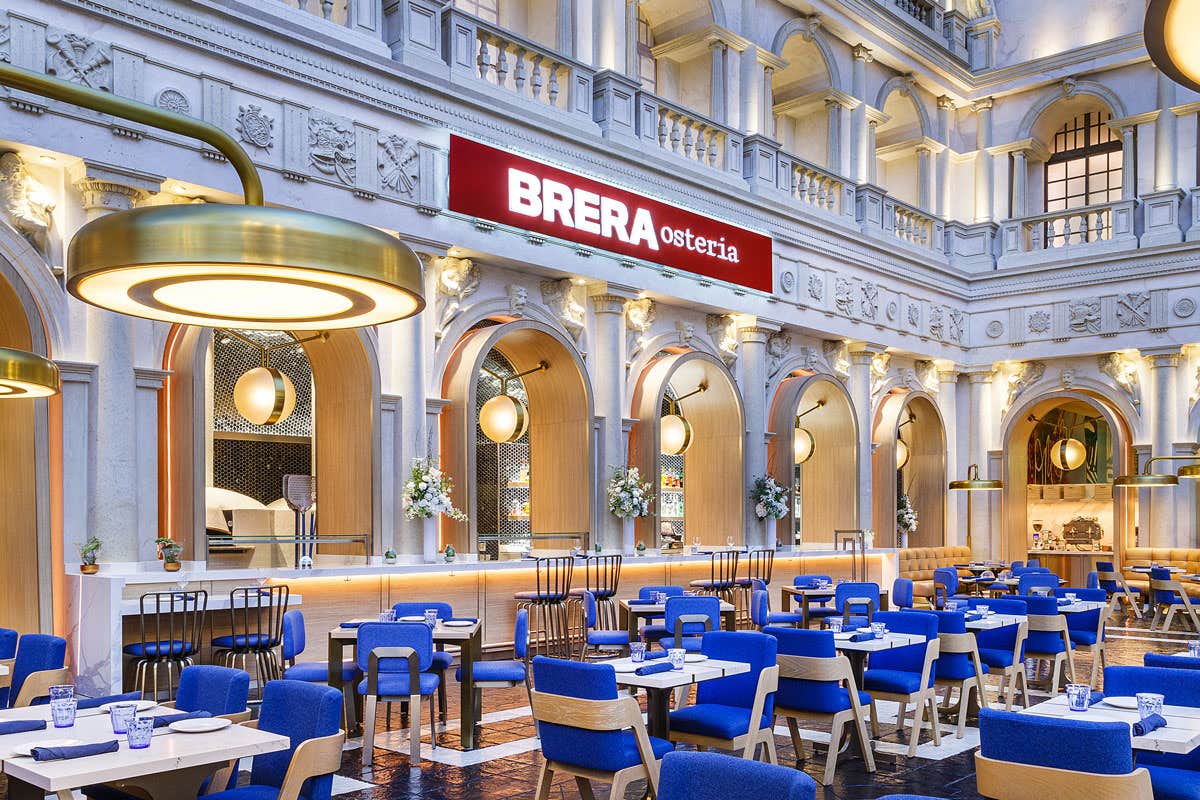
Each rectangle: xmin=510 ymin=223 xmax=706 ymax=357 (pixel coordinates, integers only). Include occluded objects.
xmin=822 ymin=340 xmax=850 ymax=380
xmin=1174 ymin=298 xmax=1196 ymax=319
xmin=1060 ymin=368 xmax=1077 ymax=388
xmin=834 ymin=278 xmax=854 ymax=316
xmin=985 ymin=320 xmax=1004 ymax=339
xmin=154 ymin=88 xmax=190 ymax=115
xmin=1028 ymin=310 xmax=1051 ymax=334
xmin=1068 ymin=298 xmax=1101 ymax=334
xmin=1003 ymin=361 xmax=1045 ymax=415
xmin=767 ymin=332 xmax=791 ymax=381
xmin=906 ymin=303 xmax=920 ymax=329
xmin=916 ymin=360 xmax=939 ymax=393
xmin=861 ymin=282 xmax=879 ymax=321
xmin=798 ymin=345 xmax=830 ymax=377
xmin=0 ymin=22 xmax=10 ymax=64
xmin=541 ymin=279 xmax=585 ymax=344
xmin=948 ymin=309 xmax=965 ymax=343
xmin=1099 ymin=352 xmax=1141 ymax=407
xmin=706 ymin=314 xmax=738 ymax=366
xmin=624 ymin=297 xmax=654 ymax=364
xmin=0 ymin=152 xmax=54 ymax=259
xmin=378 ymin=134 xmax=419 ymax=197
xmin=1116 ymin=292 xmax=1149 ymax=329
xmin=46 ymin=31 xmax=111 ymax=90
xmin=506 ymin=284 xmax=528 ymax=317
xmin=778 ymin=270 xmax=795 ymax=293
xmin=308 ymin=112 xmax=356 ymax=185
xmin=431 ymin=256 xmax=478 ymax=338
xmin=929 ymin=306 xmax=945 ymax=340
xmin=236 ymin=104 xmax=275 ymax=153
xmin=676 ymin=321 xmax=697 ymax=349
xmin=885 ymin=300 xmax=898 ymax=321
xmin=807 ymin=273 xmax=824 ymax=302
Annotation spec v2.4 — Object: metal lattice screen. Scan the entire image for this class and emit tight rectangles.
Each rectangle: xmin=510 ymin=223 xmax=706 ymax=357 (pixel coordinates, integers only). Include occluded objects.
xmin=658 ymin=388 xmax=685 ymax=541
xmin=475 ymin=350 xmax=530 ymax=558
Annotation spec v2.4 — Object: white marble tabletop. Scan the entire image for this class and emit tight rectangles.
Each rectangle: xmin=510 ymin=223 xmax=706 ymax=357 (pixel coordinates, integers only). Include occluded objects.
xmin=833 ymin=632 xmax=925 ymax=652
xmin=607 ymin=657 xmax=750 ymax=690
xmin=964 ymin=613 xmax=1026 ymax=630
xmin=330 ymin=619 xmax=481 ymax=642
xmin=618 ymin=599 xmax=737 ymax=613
xmin=1022 ymin=694 xmax=1200 ymax=754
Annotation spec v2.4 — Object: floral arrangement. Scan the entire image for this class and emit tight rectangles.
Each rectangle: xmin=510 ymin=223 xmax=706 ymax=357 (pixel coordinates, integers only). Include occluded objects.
xmin=751 ymin=475 xmax=790 ymax=520
xmin=897 ymin=494 xmax=918 ymax=535
xmin=607 ymin=466 xmax=655 ymax=519
xmin=403 ymin=459 xmax=468 ymax=522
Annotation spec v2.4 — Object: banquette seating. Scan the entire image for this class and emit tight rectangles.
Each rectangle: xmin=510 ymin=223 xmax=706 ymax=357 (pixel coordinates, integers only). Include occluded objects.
xmin=897 ymin=547 xmax=973 ymax=603
xmin=1122 ymin=548 xmax=1200 ymax=598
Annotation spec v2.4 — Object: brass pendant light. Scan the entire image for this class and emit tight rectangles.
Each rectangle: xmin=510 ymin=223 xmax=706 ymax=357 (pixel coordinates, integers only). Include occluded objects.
xmin=0 ymin=62 xmax=424 ymax=330
xmin=479 ymin=361 xmax=549 ymax=444
xmin=0 ymin=346 xmax=60 ymax=397
xmin=1146 ymin=0 xmax=1200 ymax=93
xmin=660 ymin=383 xmax=706 ymax=456
xmin=218 ymin=329 xmax=324 ymax=426
xmin=1112 ymin=454 xmax=1200 ymax=488
xmin=949 ymin=463 xmax=1003 ymax=491
xmin=792 ymin=400 xmax=824 ymax=465
xmin=1048 ymin=437 xmax=1087 ymax=471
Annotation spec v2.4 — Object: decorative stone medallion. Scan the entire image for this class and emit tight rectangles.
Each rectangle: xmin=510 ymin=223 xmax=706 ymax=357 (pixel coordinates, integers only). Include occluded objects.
xmin=985 ymin=320 xmax=1004 ymax=339
xmin=1174 ymin=297 xmax=1196 ymax=319
xmin=236 ymin=104 xmax=275 ymax=152
xmin=154 ymin=88 xmax=190 ymax=115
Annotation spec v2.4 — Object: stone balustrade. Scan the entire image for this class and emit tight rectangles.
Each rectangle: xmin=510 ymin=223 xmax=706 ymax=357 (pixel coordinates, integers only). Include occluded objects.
xmin=637 ymin=93 xmax=743 ymax=176
xmin=999 ymin=199 xmax=1137 ymax=267
xmin=887 ymin=196 xmax=943 ymax=251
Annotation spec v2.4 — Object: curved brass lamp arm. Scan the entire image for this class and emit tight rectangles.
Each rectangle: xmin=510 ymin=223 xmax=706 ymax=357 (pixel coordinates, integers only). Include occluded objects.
xmin=0 ymin=62 xmax=264 ymax=205
xmin=1137 ymin=455 xmax=1200 ymax=474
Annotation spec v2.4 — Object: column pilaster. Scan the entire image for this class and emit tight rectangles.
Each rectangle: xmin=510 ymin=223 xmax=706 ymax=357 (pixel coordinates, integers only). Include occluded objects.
xmin=1155 ymin=71 xmax=1178 ymax=192
xmin=739 ymin=322 xmax=780 ymax=548
xmin=848 ymin=342 xmax=885 ymax=533
xmin=965 ymin=368 xmax=995 ymax=558
xmin=850 ymin=45 xmax=872 ymax=184
xmin=972 ymin=98 xmax=994 ymax=223
xmin=589 ymin=286 xmax=635 ymax=549
xmin=936 ymin=368 xmax=963 ymax=546
xmin=936 ymin=96 xmax=954 ymax=217
xmin=1145 ymin=348 xmax=1182 ymax=546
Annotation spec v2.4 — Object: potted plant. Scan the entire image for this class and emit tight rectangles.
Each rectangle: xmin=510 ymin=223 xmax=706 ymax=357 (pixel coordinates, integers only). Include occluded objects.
xmin=635 ymin=541 xmax=647 ymax=556
xmin=403 ymin=458 xmax=468 ymax=564
xmin=751 ymin=475 xmax=790 ymax=547
xmin=154 ymin=536 xmax=174 ymax=561
xmin=897 ymin=494 xmax=918 ymax=548
xmin=443 ymin=544 xmax=456 ymax=563
xmin=383 ymin=549 xmax=398 ymax=565
xmin=607 ymin=465 xmax=655 ymax=554
xmin=161 ymin=541 xmax=183 ymax=572
xmin=78 ymin=535 xmax=101 ymax=574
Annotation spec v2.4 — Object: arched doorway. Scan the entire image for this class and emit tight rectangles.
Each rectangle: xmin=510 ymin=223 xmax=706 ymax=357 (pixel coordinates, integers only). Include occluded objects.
xmin=1001 ymin=392 xmax=1134 ymax=581
xmin=161 ymin=326 xmax=379 ymax=562
xmin=768 ymin=373 xmax=857 ymax=545
xmin=629 ymin=350 xmax=744 ymax=547
xmin=873 ymin=391 xmax=946 ymax=547
xmin=440 ymin=320 xmax=593 ymax=557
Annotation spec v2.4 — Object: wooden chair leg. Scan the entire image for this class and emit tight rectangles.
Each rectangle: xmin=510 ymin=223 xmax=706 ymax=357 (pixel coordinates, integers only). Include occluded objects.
xmin=869 ymin=700 xmax=880 ymax=738
xmin=762 ymin=730 xmax=778 ymax=764
xmin=956 ymin=683 xmax=971 ymax=739
xmin=574 ymin=775 xmax=596 ymax=800
xmin=362 ymin=695 xmax=378 ymax=767
xmin=907 ymin=698 xmax=924 ymax=757
xmin=927 ymin=696 xmax=941 ymax=746
xmin=534 ymin=763 xmax=555 ymax=800
xmin=823 ymin=718 xmax=843 ymax=784
xmin=785 ymin=717 xmax=804 ymax=762
xmin=855 ymin=711 xmax=876 ymax=773
xmin=1018 ymin=666 xmax=1031 ymax=709
xmin=429 ymin=694 xmax=439 ymax=746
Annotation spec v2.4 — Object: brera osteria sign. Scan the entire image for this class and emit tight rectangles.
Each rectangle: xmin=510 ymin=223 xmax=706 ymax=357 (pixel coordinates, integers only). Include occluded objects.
xmin=448 ymin=136 xmax=773 ymax=293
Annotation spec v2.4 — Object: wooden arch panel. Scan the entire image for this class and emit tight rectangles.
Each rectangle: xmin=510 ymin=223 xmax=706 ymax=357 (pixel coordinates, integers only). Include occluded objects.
xmin=629 ymin=351 xmax=744 ymax=546
xmin=873 ymin=392 xmax=946 ymax=547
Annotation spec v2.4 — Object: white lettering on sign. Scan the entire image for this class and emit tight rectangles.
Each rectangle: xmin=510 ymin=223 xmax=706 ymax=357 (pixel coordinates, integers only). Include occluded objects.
xmin=506 ymin=167 xmax=740 ymax=263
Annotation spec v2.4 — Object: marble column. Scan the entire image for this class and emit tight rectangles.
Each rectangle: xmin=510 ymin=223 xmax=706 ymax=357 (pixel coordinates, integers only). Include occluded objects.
xmin=916 ymin=145 xmax=933 ymax=210
xmin=826 ymin=98 xmax=845 ymax=174
xmin=593 ymin=0 xmax=627 ymax=72
xmin=867 ymin=120 xmax=879 ymax=184
xmin=848 ymin=343 xmax=884 ymax=533
xmin=1010 ymin=150 xmax=1028 ymax=217
xmin=966 ymin=369 xmax=994 ymax=558
xmin=710 ymin=40 xmax=727 ymax=124
xmin=739 ymin=323 xmax=779 ymax=548
xmin=972 ymin=98 xmax=994 ymax=223
xmin=1120 ymin=126 xmax=1137 ymax=200
xmin=380 ymin=312 xmax=429 ymax=556
xmin=936 ymin=369 xmax=963 ymax=546
xmin=761 ymin=66 xmax=775 ymax=138
xmin=1145 ymin=348 xmax=1182 ymax=547
xmin=1155 ymin=71 xmax=1178 ymax=192
xmin=588 ymin=288 xmax=633 ymax=549
xmin=936 ymin=96 xmax=954 ymax=218
xmin=850 ymin=45 xmax=872 ymax=184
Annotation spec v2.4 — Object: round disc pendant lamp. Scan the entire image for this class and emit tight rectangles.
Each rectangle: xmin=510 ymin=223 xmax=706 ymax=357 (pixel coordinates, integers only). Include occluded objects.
xmin=1146 ymin=0 xmax=1200 ymax=93
xmin=0 ymin=346 xmax=60 ymax=397
xmin=234 ymin=366 xmax=297 ymax=425
xmin=895 ymin=439 xmax=911 ymax=470
xmin=1048 ymin=437 xmax=1087 ymax=471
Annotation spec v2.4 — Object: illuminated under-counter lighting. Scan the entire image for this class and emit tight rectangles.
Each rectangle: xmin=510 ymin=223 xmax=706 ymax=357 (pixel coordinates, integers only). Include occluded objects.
xmin=1146 ymin=0 xmax=1200 ymax=93
xmin=0 ymin=346 xmax=60 ymax=397
xmin=1048 ymin=437 xmax=1087 ymax=471
xmin=479 ymin=360 xmax=549 ymax=443
xmin=660 ymin=383 xmax=706 ymax=456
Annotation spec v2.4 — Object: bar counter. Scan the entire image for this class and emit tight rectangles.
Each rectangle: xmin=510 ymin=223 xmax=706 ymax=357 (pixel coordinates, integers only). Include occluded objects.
xmin=65 ymin=546 xmax=898 ymax=695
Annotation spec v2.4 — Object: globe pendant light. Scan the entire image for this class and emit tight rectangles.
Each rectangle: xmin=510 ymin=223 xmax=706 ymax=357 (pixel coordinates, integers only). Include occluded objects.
xmin=1146 ymin=0 xmax=1200 ymax=93
xmin=234 ymin=366 xmax=297 ymax=425
xmin=895 ymin=439 xmax=911 ymax=470
xmin=659 ymin=383 xmax=707 ymax=456
xmin=0 ymin=346 xmax=60 ymax=398
xmin=1049 ymin=437 xmax=1087 ymax=471
xmin=793 ymin=427 xmax=815 ymax=464
xmin=0 ymin=62 xmax=425 ymax=331
xmin=479 ymin=360 xmax=548 ymax=444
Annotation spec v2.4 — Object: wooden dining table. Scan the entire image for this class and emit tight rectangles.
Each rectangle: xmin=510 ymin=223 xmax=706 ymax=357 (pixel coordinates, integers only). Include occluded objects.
xmin=328 ymin=619 xmax=485 ymax=749
xmin=779 ymin=586 xmax=891 ymax=627
xmin=0 ymin=702 xmax=287 ymax=800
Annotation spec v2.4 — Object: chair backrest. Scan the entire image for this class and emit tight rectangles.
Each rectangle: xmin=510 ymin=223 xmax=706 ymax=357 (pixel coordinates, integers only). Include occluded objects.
xmin=867 ymin=611 xmax=937 ymax=682
xmin=1086 ymin=571 xmax=1100 ymax=589
xmin=252 ymin=680 xmax=343 ymax=800
xmin=751 ymin=590 xmax=771 ymax=629
xmin=933 ymin=567 xmax=959 ymax=597
xmin=1104 ymin=665 xmax=1200 ymax=706
xmin=967 ymin=597 xmax=1027 ymax=656
xmin=282 ymin=609 xmax=305 ymax=662
xmin=1025 ymin=558 xmax=1041 ymax=569
xmin=658 ymin=750 xmax=816 ymax=800
xmin=583 ymin=590 xmax=599 ymax=629
xmin=583 ymin=554 xmax=622 ymax=596
xmin=1052 ymin=587 xmax=1107 ymax=636
xmin=531 ymin=656 xmax=632 ymax=769
xmin=514 ymin=608 xmax=530 ymax=660
xmin=766 ymin=627 xmax=851 ymax=713
xmin=391 ymin=601 xmax=454 ymax=621
xmin=0 ymin=628 xmax=18 ymax=660
xmin=1010 ymin=561 xmax=1024 ymax=570
xmin=1150 ymin=566 xmax=1184 ymax=605
xmin=9 ymin=634 xmax=66 ymax=708
xmin=638 ymin=585 xmax=685 ymax=600
xmin=697 ymin=631 xmax=777 ymax=719
xmin=230 ymin=584 xmax=289 ymax=648
xmin=664 ymin=595 xmax=720 ymax=643
xmin=1144 ymin=653 xmax=1200 ymax=670
xmin=793 ymin=575 xmax=832 ymax=589
xmin=892 ymin=578 xmax=914 ymax=610
xmin=536 ymin=556 xmax=574 ymax=600
xmin=1012 ymin=566 xmax=1050 ymax=576
xmin=1018 ymin=573 xmax=1059 ymax=595
xmin=355 ymin=622 xmax=433 ymax=674
xmin=708 ymin=550 xmax=740 ymax=587
xmin=911 ymin=609 xmax=975 ymax=679
xmin=834 ymin=582 xmax=880 ymax=614
xmin=1023 ymin=595 xmax=1070 ymax=653
xmin=137 ymin=590 xmax=207 ymax=661
xmin=745 ymin=549 xmax=774 ymax=584
xmin=175 ymin=664 xmax=250 ymax=715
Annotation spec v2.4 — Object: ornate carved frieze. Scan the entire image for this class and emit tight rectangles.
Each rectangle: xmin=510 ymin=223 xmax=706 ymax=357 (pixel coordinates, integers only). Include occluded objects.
xmin=1068 ymin=298 xmax=1101 ymax=334
xmin=46 ymin=31 xmax=111 ymax=90
xmin=916 ymin=360 xmax=939 ymax=393
xmin=861 ymin=282 xmax=879 ymax=321
xmin=767 ymin=331 xmax=792 ymax=381
xmin=378 ymin=134 xmax=419 ymax=197
xmin=1099 ymin=352 xmax=1141 ymax=406
xmin=869 ymin=353 xmax=891 ymax=399
xmin=308 ymin=112 xmax=356 ymax=185
xmin=834 ymin=278 xmax=854 ymax=316
xmin=236 ymin=104 xmax=275 ymax=153
xmin=0 ymin=21 xmax=10 ymax=64
xmin=431 ymin=256 xmax=478 ymax=338
xmin=822 ymin=340 xmax=850 ymax=380
xmin=1116 ymin=292 xmax=1150 ymax=329
xmin=985 ymin=320 xmax=1004 ymax=339
xmin=0 ymin=152 xmax=54 ymax=259
xmin=706 ymin=314 xmax=738 ymax=366
xmin=807 ymin=272 xmax=824 ymax=302
xmin=948 ymin=309 xmax=965 ymax=343
xmin=929 ymin=306 xmax=945 ymax=340
xmin=1028 ymin=309 xmax=1051 ymax=334
xmin=797 ymin=345 xmax=831 ymax=377
xmin=1002 ymin=361 xmax=1045 ymax=415
xmin=506 ymin=284 xmax=528 ymax=317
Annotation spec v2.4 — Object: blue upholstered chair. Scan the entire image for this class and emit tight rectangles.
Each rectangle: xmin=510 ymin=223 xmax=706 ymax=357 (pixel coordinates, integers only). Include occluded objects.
xmin=1011 ymin=566 xmax=1050 ymax=576
xmin=1022 ymin=594 xmax=1075 ymax=694
xmin=668 ymin=631 xmax=779 ymax=760
xmin=1025 ymin=558 xmax=1041 ymax=569
xmin=204 ymin=680 xmax=345 ymax=800
xmin=828 ymin=582 xmax=880 ymax=630
xmin=1053 ymin=587 xmax=1109 ymax=688
xmin=392 ymin=601 xmax=472 ymax=720
xmin=750 ymin=587 xmax=804 ymax=629
xmin=893 ymin=578 xmax=915 ymax=610
xmin=765 ymin=626 xmax=874 ymax=784
xmin=531 ymin=656 xmax=671 ymax=799
xmin=637 ymin=585 xmax=685 ymax=645
xmin=281 ymin=610 xmax=361 ymax=724
xmin=1096 ymin=560 xmax=1144 ymax=619
xmin=461 ymin=608 xmax=531 ymax=716
xmin=0 ymin=627 xmax=19 ymax=708
xmin=582 ymin=590 xmax=630 ymax=658
xmin=793 ymin=575 xmax=835 ymax=615
xmin=1105 ymin=664 xmax=1200 ymax=798
xmin=919 ymin=609 xmax=989 ymax=738
xmin=658 ymin=751 xmax=816 ymax=800
xmin=932 ymin=567 xmax=970 ymax=608
xmin=967 ymin=597 xmax=1030 ymax=710
xmin=659 ymin=595 xmax=721 ymax=651
xmin=7 ymin=633 xmax=68 ymax=708
xmin=1018 ymin=572 xmax=1060 ymax=596
xmin=1149 ymin=566 xmax=1200 ymax=633
xmin=1086 ymin=571 xmax=1100 ymax=589
xmin=975 ymin=707 xmax=1152 ymax=800
xmin=862 ymin=610 xmax=941 ymax=756
xmin=1145 ymin=652 xmax=1200 ymax=670
xmin=1009 ymin=561 xmax=1024 ymax=571
xmin=357 ymin=621 xmax=440 ymax=765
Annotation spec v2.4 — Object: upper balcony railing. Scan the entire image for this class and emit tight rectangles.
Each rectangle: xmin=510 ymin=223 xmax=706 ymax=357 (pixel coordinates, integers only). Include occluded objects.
xmin=637 ymin=93 xmax=742 ymax=175
xmin=893 ymin=0 xmax=938 ymax=29
xmin=999 ymin=199 xmax=1137 ymax=267
xmin=787 ymin=157 xmax=849 ymax=218
xmin=887 ymin=195 xmax=943 ymax=252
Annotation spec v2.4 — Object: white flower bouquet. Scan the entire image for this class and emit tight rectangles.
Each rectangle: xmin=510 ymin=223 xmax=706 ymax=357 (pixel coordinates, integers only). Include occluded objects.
xmin=751 ymin=475 xmax=790 ymax=520
xmin=403 ymin=458 xmax=468 ymax=522
xmin=607 ymin=466 xmax=655 ymax=519
xmin=897 ymin=493 xmax=918 ymax=535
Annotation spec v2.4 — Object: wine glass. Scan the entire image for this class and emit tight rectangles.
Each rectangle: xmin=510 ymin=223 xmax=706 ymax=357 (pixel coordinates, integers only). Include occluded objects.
xmin=726 ymin=536 xmax=734 ymax=550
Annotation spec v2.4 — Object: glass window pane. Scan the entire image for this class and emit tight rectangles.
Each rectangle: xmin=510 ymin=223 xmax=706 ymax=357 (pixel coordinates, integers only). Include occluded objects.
xmin=1066 ymin=159 xmax=1085 ymax=178
xmin=1089 ymin=174 xmax=1108 ymax=193
xmin=1110 ymin=150 xmax=1123 ymax=168
xmin=1068 ymin=177 xmax=1086 ymax=195
xmin=1088 ymin=153 xmax=1109 ymax=172
xmin=1046 ymin=198 xmax=1066 ymax=212
xmin=1047 ymin=162 xmax=1066 ymax=181
xmin=1109 ymin=171 xmax=1123 ymax=190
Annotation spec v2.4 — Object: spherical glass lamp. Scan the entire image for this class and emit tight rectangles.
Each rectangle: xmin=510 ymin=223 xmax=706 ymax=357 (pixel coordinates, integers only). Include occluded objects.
xmin=1049 ymin=437 xmax=1087 ymax=471
xmin=660 ymin=413 xmax=694 ymax=455
xmin=895 ymin=439 xmax=910 ymax=470
xmin=480 ymin=394 xmax=529 ymax=443
xmin=233 ymin=366 xmax=297 ymax=425
xmin=794 ymin=427 xmax=815 ymax=464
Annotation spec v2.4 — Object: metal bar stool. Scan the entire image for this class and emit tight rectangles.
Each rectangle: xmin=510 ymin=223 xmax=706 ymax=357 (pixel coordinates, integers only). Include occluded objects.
xmin=514 ymin=556 xmax=574 ymax=659
xmin=734 ymin=549 xmax=774 ymax=628
xmin=124 ymin=590 xmax=207 ymax=701
xmin=689 ymin=550 xmax=741 ymax=605
xmin=212 ymin=584 xmax=289 ymax=698
xmin=568 ymin=554 xmax=623 ymax=654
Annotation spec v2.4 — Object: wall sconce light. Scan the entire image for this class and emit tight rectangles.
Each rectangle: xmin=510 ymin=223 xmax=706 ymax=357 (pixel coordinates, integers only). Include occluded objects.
xmin=479 ymin=360 xmax=549 ymax=443
xmin=660 ymin=382 xmax=707 ymax=456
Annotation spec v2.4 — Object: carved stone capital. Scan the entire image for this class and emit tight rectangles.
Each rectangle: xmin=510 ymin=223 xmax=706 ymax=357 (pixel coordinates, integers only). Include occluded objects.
xmin=971 ymin=97 xmax=994 ymax=113
xmin=589 ymin=293 xmax=629 ymax=315
xmin=851 ymin=44 xmax=873 ymax=62
xmin=73 ymin=179 xmax=147 ymax=213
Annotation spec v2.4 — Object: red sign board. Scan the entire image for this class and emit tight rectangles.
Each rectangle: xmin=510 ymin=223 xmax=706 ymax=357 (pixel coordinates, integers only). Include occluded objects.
xmin=448 ymin=136 xmax=773 ymax=293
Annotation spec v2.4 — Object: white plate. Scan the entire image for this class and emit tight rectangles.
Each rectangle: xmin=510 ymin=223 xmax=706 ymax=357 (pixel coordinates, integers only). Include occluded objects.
xmin=99 ymin=700 xmax=157 ymax=713
xmin=13 ymin=739 xmax=80 ymax=757
xmin=397 ymin=616 xmax=425 ymax=622
xmin=833 ymin=632 xmax=854 ymax=640
xmin=683 ymin=654 xmax=708 ymax=663
xmin=1102 ymin=696 xmax=1139 ymax=710
xmin=612 ymin=662 xmax=639 ymax=673
xmin=443 ymin=620 xmax=474 ymax=627
xmin=169 ymin=717 xmax=232 ymax=734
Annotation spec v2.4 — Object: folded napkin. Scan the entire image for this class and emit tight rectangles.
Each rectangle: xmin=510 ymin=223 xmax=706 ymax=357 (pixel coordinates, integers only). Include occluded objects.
xmin=0 ymin=719 xmax=46 ymax=735
xmin=1089 ymin=691 xmax=1105 ymax=706
xmin=32 ymin=740 xmax=119 ymax=761
xmin=152 ymin=710 xmax=212 ymax=729
xmin=1133 ymin=714 xmax=1167 ymax=737
xmin=635 ymin=662 xmax=674 ymax=676
xmin=339 ymin=621 xmax=364 ymax=628
xmin=848 ymin=632 xmax=876 ymax=643
xmin=627 ymin=599 xmax=655 ymax=606
xmin=964 ymin=612 xmax=985 ymax=622
xmin=644 ymin=650 xmax=669 ymax=660
xmin=1057 ymin=598 xmax=1072 ymax=606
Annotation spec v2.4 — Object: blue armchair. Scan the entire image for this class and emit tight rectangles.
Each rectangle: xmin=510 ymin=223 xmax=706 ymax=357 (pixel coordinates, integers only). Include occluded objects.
xmin=657 ymin=751 xmax=816 ymax=800
xmin=1104 ymin=665 xmax=1200 ymax=798
xmin=582 ymin=590 xmax=630 ymax=657
xmin=1145 ymin=652 xmax=1200 ymax=670
xmin=1022 ymin=594 xmax=1076 ymax=694
xmin=637 ymin=585 xmax=686 ymax=645
xmin=357 ymin=621 xmax=441 ymax=765
xmin=920 ymin=608 xmax=989 ymax=738
xmin=862 ymin=610 xmax=941 ymax=756
xmin=829 ymin=582 xmax=880 ymax=630
xmin=659 ymin=595 xmax=721 ymax=651
xmin=391 ymin=601 xmax=471 ymax=721
xmin=282 ymin=610 xmax=361 ymax=725
xmin=1149 ymin=566 xmax=1200 ymax=633
xmin=932 ymin=567 xmax=970 ymax=608
xmin=1053 ymin=587 xmax=1109 ymax=689
xmin=668 ymin=631 xmax=779 ymax=761
xmin=7 ymin=633 xmax=68 ymax=708
xmin=751 ymin=587 xmax=804 ymax=629
xmin=793 ymin=575 xmax=836 ymax=626
xmin=1096 ymin=560 xmax=1144 ymax=619
xmin=1018 ymin=572 xmax=1061 ymax=596
xmin=531 ymin=656 xmax=671 ymax=799
xmin=967 ymin=597 xmax=1030 ymax=710
xmin=893 ymin=578 xmax=915 ymax=610
xmin=460 ymin=608 xmax=531 ymax=717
